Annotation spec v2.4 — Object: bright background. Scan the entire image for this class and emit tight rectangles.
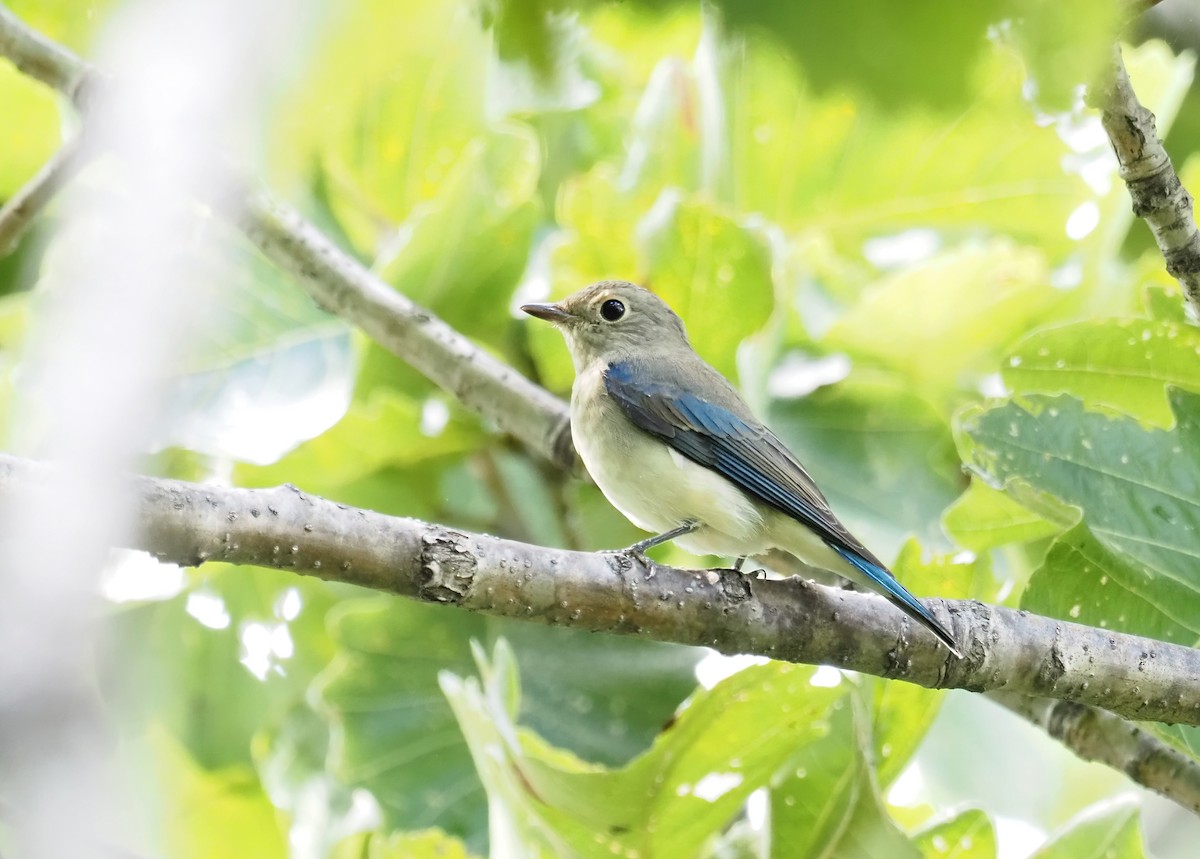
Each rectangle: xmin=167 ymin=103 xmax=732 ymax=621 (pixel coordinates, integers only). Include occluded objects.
xmin=2 ymin=1 xmax=1200 ymax=857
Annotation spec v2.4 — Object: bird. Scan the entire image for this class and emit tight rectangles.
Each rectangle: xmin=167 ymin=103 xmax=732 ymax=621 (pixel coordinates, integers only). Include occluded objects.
xmin=522 ymin=280 xmax=960 ymax=657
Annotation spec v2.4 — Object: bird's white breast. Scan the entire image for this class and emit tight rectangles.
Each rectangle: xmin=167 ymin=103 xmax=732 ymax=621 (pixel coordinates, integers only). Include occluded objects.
xmin=570 ymin=363 xmax=767 ymax=557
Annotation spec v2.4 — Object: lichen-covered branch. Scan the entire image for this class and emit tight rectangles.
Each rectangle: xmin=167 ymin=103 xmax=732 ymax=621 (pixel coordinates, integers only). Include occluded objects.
xmin=0 ymin=454 xmax=1194 ymax=727
xmin=991 ymin=692 xmax=1200 ymax=815
xmin=1090 ymin=45 xmax=1200 ymax=317
xmin=0 ymin=133 xmax=90 ymax=256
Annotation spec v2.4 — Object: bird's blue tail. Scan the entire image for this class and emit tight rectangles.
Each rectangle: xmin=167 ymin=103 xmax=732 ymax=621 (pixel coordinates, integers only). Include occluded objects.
xmin=832 ymin=546 xmax=961 ymax=657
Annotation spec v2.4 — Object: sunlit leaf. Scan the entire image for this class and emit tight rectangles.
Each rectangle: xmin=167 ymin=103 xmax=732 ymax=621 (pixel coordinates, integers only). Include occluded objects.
xmin=770 ymin=694 xmax=918 ymax=859
xmin=913 ymin=808 xmax=997 ymax=859
xmin=1004 ymin=317 xmax=1200 ymax=428
xmin=443 ymin=642 xmax=844 ymax=858
xmin=825 ymin=242 xmax=1066 ymax=396
xmin=942 ymin=480 xmax=1061 ymax=553
xmin=1029 ymin=799 xmax=1146 ymax=859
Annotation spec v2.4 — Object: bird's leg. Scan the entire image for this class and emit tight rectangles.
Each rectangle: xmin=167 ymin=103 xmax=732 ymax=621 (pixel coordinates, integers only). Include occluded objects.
xmin=732 ymin=556 xmax=747 ymax=572
xmin=623 ymin=520 xmax=700 ymax=557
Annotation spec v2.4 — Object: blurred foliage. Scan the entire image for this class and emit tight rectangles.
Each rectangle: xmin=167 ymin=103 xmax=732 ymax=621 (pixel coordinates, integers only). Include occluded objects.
xmin=3 ymin=0 xmax=1200 ymax=856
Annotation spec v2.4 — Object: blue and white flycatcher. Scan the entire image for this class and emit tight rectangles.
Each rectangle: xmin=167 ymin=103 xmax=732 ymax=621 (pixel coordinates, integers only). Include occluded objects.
xmin=523 ymin=280 xmax=960 ymax=656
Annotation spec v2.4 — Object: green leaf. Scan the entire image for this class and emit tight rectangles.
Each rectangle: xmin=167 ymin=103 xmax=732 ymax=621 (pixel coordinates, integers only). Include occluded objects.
xmin=147 ymin=726 xmax=287 ymax=859
xmin=443 ymin=643 xmax=844 ymax=858
xmin=728 ymin=45 xmax=1089 ymax=251
xmin=1024 ymin=521 xmax=1199 ymax=644
xmin=770 ymin=695 xmax=918 ymax=859
xmin=1030 ymin=799 xmax=1146 ymax=859
xmin=767 ymin=373 xmax=963 ymax=558
xmin=314 ymin=599 xmax=489 ymax=846
xmin=960 ymin=390 xmax=1200 ymax=637
xmin=715 ymin=0 xmax=1003 ymax=109
xmin=942 ymin=480 xmax=1061 ymax=553
xmin=913 ymin=809 xmax=997 ymax=859
xmin=330 ymin=829 xmax=481 ymax=859
xmin=237 ymin=388 xmax=481 ymax=492
xmin=376 ymin=125 xmax=541 ymax=346
xmin=0 ymin=60 xmax=61 ymax=201
xmin=825 ymin=241 xmax=1064 ymax=396
xmin=37 ymin=216 xmax=355 ymax=466
xmin=315 ymin=602 xmax=700 ymax=848
xmin=635 ymin=194 xmax=775 ymax=380
xmin=1004 ymin=317 xmax=1200 ymax=428
xmin=104 ymin=566 xmax=337 ymax=771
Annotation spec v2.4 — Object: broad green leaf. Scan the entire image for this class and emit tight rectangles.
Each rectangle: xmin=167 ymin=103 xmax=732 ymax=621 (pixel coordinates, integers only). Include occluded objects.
xmin=1029 ymin=799 xmax=1146 ymax=859
xmin=635 ymin=194 xmax=774 ymax=379
xmin=1009 ymin=0 xmax=1121 ymax=113
xmin=147 ymin=726 xmax=287 ymax=859
xmin=1024 ymin=522 xmax=1199 ymax=644
xmin=314 ymin=599 xmax=489 ymax=846
xmin=315 ymin=602 xmax=699 ymax=848
xmin=960 ymin=390 xmax=1200 ymax=634
xmin=443 ymin=642 xmax=844 ymax=858
xmin=537 ymin=178 xmax=774 ymax=387
xmin=267 ymin=0 xmax=489 ymax=232
xmin=0 ymin=61 xmax=61 ymax=201
xmin=825 ymin=242 xmax=1065 ymax=396
xmin=253 ymin=700 xmax=371 ymax=859
xmin=376 ymin=125 xmax=541 ymax=346
xmin=1004 ymin=317 xmax=1200 ymax=428
xmin=104 ymin=565 xmax=337 ymax=771
xmin=34 ymin=209 xmax=355 ymax=465
xmin=330 ymin=829 xmax=481 ymax=859
xmin=942 ymin=480 xmax=1061 ymax=553
xmin=716 ymin=0 xmax=1002 ymax=109
xmin=913 ymin=809 xmax=997 ymax=859
xmin=771 ymin=696 xmax=918 ymax=859
xmin=729 ymin=45 xmax=1089 ymax=251
xmin=767 ymin=372 xmax=963 ymax=558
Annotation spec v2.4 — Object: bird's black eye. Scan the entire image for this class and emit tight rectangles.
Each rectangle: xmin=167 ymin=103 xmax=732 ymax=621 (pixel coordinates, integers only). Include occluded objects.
xmin=600 ymin=299 xmax=625 ymax=322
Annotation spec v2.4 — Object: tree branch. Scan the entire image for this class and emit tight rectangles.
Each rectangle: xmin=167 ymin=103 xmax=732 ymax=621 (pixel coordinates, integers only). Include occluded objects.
xmin=990 ymin=692 xmax=1200 ymax=815
xmin=1089 ymin=45 xmax=1200 ymax=318
xmin=0 ymin=133 xmax=90 ymax=256
xmin=238 ymin=193 xmax=577 ymax=472
xmin=0 ymin=5 xmax=87 ymax=103
xmin=0 ymin=453 xmax=1193 ymax=727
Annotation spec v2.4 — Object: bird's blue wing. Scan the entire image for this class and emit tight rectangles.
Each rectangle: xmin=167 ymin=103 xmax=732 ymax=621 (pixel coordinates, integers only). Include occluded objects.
xmin=604 ymin=358 xmax=960 ymax=655
xmin=604 ymin=359 xmax=875 ymax=564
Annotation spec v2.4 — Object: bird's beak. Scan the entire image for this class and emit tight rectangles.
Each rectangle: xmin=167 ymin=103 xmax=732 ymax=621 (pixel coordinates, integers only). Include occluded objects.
xmin=521 ymin=302 xmax=573 ymax=324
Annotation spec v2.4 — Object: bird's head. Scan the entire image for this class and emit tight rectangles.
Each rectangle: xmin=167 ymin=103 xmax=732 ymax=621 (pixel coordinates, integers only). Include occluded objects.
xmin=522 ymin=280 xmax=690 ymax=369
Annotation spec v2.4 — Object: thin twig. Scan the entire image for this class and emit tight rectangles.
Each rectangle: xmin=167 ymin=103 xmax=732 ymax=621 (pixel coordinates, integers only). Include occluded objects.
xmin=0 ymin=133 xmax=90 ymax=256
xmin=1089 ymin=45 xmax=1200 ymax=318
xmin=991 ymin=692 xmax=1200 ymax=816
xmin=239 ymin=193 xmax=577 ymax=472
